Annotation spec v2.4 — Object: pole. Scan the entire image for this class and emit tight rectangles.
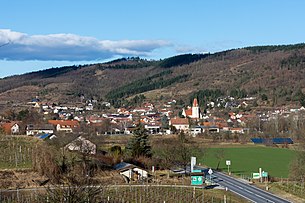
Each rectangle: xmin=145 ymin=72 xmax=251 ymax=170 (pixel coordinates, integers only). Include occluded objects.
xmin=259 ymin=168 xmax=262 ymax=183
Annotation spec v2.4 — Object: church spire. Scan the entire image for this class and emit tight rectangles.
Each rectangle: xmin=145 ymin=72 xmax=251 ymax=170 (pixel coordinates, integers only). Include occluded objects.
xmin=193 ymin=98 xmax=198 ymax=107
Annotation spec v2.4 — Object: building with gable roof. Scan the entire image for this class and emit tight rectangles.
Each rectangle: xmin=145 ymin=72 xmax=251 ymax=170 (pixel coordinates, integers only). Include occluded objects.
xmin=1 ymin=122 xmax=20 ymax=135
xmin=48 ymin=120 xmax=80 ymax=133
xmin=169 ymin=117 xmax=189 ymax=131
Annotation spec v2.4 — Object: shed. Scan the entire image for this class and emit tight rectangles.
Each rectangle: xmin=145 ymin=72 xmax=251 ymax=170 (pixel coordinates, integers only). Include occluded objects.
xmin=114 ymin=162 xmax=148 ymax=182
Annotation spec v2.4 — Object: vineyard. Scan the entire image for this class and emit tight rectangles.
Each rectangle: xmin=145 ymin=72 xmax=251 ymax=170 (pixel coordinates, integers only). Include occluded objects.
xmin=0 ymin=136 xmax=39 ymax=169
xmin=0 ymin=185 xmax=247 ymax=203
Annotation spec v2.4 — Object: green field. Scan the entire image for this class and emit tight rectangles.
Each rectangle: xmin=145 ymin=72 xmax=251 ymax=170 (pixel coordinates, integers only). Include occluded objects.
xmin=197 ymin=146 xmax=297 ymax=178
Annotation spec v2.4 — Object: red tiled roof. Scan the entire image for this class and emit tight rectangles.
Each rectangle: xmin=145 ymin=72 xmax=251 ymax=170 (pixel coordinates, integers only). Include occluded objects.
xmin=170 ymin=118 xmax=189 ymax=125
xmin=1 ymin=122 xmax=17 ymax=134
xmin=202 ymin=122 xmax=213 ymax=127
xmin=184 ymin=108 xmax=192 ymax=117
xmin=48 ymin=120 xmax=80 ymax=127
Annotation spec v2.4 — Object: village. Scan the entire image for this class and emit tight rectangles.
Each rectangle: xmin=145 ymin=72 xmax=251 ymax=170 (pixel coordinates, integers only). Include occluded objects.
xmin=0 ymin=94 xmax=303 ymax=151
xmin=0 ymin=94 xmax=303 ymax=202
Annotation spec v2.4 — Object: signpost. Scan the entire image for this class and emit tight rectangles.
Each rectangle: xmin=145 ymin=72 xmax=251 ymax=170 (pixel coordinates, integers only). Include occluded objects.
xmin=252 ymin=169 xmax=268 ymax=182
xmin=252 ymin=173 xmax=260 ymax=179
xmin=226 ymin=160 xmax=231 ymax=175
xmin=262 ymin=171 xmax=268 ymax=183
xmin=208 ymin=168 xmax=213 ymax=183
xmin=191 ymin=175 xmax=204 ymax=185
xmin=262 ymin=171 xmax=268 ymax=178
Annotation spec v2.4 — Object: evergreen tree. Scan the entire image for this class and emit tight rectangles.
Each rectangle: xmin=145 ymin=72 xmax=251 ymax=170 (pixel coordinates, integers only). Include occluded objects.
xmin=161 ymin=115 xmax=169 ymax=129
xmin=126 ymin=125 xmax=152 ymax=158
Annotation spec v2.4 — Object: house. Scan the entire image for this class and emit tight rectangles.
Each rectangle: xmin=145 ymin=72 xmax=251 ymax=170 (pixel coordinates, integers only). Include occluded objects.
xmin=189 ymin=126 xmax=204 ymax=137
xmin=28 ymin=97 xmax=41 ymax=108
xmin=230 ymin=127 xmax=244 ymax=134
xmin=48 ymin=120 xmax=80 ymax=133
xmin=1 ymin=122 xmax=20 ymax=135
xmin=201 ymin=121 xmax=220 ymax=133
xmin=182 ymin=98 xmax=202 ymax=119
xmin=144 ymin=124 xmax=161 ymax=134
xmin=169 ymin=117 xmax=189 ymax=131
xmin=114 ymin=162 xmax=148 ymax=182
xmin=65 ymin=136 xmax=96 ymax=154
xmin=26 ymin=124 xmax=54 ymax=136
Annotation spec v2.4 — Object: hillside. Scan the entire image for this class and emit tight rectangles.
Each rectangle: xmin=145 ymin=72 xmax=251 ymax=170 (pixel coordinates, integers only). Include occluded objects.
xmin=1 ymin=44 xmax=305 ymax=108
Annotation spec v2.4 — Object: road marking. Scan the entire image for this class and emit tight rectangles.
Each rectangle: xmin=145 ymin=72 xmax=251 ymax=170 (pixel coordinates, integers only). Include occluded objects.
xmin=213 ymin=172 xmax=291 ymax=203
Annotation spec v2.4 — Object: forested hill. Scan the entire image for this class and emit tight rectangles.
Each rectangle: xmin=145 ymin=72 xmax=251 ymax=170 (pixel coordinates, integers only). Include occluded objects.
xmin=1 ymin=43 xmax=305 ymax=107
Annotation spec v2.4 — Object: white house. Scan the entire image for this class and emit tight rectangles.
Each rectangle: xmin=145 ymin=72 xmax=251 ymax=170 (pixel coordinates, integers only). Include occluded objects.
xmin=48 ymin=120 xmax=80 ymax=133
xmin=1 ymin=122 xmax=20 ymax=135
xmin=189 ymin=126 xmax=204 ymax=137
xmin=26 ymin=124 xmax=54 ymax=136
xmin=65 ymin=136 xmax=96 ymax=154
xmin=169 ymin=117 xmax=189 ymax=131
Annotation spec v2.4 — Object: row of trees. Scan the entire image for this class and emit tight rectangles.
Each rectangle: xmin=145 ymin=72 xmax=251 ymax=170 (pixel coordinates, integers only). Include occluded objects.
xmin=106 ymin=70 xmax=189 ymax=101
xmin=245 ymin=43 xmax=305 ymax=53
xmin=158 ymin=53 xmax=209 ymax=68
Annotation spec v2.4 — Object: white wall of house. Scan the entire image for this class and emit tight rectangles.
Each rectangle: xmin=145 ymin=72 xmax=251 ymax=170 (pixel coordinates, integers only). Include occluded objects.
xmin=189 ymin=127 xmax=203 ymax=137
xmin=173 ymin=124 xmax=189 ymax=131
xmin=65 ymin=137 xmax=96 ymax=154
xmin=26 ymin=129 xmax=54 ymax=136
xmin=56 ymin=124 xmax=73 ymax=132
xmin=133 ymin=168 xmax=148 ymax=178
xmin=11 ymin=124 xmax=20 ymax=134
xmin=120 ymin=170 xmax=133 ymax=179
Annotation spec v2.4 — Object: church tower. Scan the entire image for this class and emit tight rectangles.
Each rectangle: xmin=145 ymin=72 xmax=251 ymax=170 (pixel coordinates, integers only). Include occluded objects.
xmin=192 ymin=98 xmax=200 ymax=119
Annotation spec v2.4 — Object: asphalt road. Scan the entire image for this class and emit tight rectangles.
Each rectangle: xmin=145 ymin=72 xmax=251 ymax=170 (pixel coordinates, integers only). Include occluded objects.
xmin=209 ymin=170 xmax=292 ymax=203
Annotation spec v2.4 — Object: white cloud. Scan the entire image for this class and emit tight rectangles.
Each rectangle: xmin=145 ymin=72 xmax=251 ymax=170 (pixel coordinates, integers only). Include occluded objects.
xmin=175 ymin=45 xmax=207 ymax=54
xmin=0 ymin=29 xmax=172 ymax=61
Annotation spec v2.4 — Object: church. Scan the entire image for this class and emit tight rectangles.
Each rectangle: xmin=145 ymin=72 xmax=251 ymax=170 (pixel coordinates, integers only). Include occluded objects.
xmin=182 ymin=98 xmax=202 ymax=119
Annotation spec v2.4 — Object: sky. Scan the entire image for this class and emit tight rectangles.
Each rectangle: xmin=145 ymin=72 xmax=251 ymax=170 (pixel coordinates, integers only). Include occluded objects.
xmin=0 ymin=0 xmax=304 ymax=78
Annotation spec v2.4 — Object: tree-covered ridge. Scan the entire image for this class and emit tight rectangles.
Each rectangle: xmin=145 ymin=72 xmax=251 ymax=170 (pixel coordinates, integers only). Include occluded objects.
xmin=104 ymin=56 xmax=142 ymax=64
xmin=102 ymin=61 xmax=154 ymax=70
xmin=245 ymin=43 xmax=305 ymax=53
xmin=158 ymin=53 xmax=209 ymax=68
xmin=106 ymin=69 xmax=189 ymax=100
xmin=27 ymin=65 xmax=83 ymax=78
xmin=101 ymin=57 xmax=157 ymax=69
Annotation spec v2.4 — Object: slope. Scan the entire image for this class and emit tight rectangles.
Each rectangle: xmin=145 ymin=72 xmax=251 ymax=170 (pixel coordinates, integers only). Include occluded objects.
xmin=0 ymin=44 xmax=305 ymax=107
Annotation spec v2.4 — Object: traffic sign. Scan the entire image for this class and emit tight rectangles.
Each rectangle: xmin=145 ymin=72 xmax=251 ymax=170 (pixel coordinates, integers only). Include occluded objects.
xmin=226 ymin=160 xmax=231 ymax=166
xmin=262 ymin=171 xmax=268 ymax=178
xmin=191 ymin=175 xmax=204 ymax=185
xmin=208 ymin=168 xmax=213 ymax=175
xmin=252 ymin=173 xmax=260 ymax=179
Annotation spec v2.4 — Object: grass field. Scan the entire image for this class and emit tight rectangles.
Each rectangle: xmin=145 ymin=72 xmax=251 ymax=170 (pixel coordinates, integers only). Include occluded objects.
xmin=197 ymin=146 xmax=297 ymax=178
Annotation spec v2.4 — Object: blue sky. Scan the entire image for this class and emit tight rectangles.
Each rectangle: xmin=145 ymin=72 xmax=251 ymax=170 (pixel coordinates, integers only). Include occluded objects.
xmin=0 ymin=0 xmax=304 ymax=77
